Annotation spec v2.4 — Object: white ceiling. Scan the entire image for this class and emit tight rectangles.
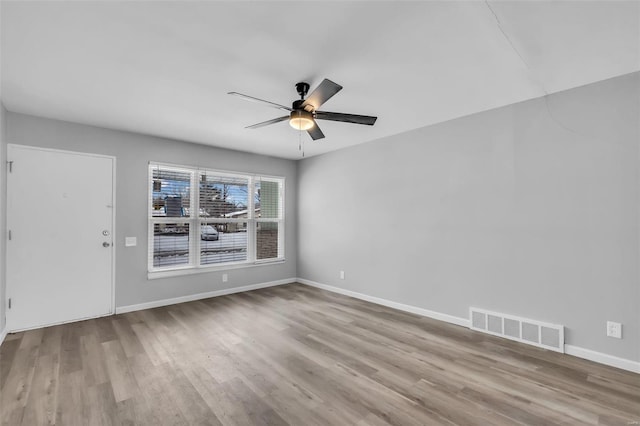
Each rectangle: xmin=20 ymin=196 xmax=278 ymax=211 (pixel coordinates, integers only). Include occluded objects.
xmin=1 ymin=1 xmax=638 ymax=160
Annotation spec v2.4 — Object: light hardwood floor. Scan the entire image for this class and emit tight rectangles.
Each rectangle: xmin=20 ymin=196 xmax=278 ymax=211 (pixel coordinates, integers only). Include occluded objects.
xmin=1 ymin=283 xmax=638 ymax=425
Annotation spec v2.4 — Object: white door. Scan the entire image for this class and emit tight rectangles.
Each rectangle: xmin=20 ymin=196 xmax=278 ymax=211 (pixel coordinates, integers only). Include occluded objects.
xmin=6 ymin=145 xmax=114 ymax=331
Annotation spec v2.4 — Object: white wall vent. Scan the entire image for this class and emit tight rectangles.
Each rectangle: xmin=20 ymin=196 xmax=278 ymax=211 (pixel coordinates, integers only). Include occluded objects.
xmin=469 ymin=307 xmax=564 ymax=353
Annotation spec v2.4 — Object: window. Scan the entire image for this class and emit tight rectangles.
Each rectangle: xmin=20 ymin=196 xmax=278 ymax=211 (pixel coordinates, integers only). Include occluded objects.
xmin=149 ymin=163 xmax=284 ymax=276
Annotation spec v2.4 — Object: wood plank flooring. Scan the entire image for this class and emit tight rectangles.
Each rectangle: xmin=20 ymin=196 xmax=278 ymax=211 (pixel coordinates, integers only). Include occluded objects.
xmin=1 ymin=283 xmax=639 ymax=425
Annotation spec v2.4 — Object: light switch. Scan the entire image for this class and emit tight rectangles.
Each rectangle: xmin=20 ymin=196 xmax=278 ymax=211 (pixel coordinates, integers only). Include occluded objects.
xmin=125 ymin=237 xmax=137 ymax=247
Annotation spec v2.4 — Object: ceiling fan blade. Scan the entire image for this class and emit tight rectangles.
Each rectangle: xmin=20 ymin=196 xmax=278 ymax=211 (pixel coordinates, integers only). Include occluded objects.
xmin=245 ymin=116 xmax=289 ymax=129
xmin=315 ymin=111 xmax=377 ymax=126
xmin=301 ymin=79 xmax=343 ymax=111
xmin=228 ymin=92 xmax=292 ymax=111
xmin=306 ymin=121 xmax=325 ymax=140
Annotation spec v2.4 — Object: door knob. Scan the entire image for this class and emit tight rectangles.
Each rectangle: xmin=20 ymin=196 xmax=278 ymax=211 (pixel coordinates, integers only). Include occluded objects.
xmin=103 ymin=242 xmax=110 ymax=247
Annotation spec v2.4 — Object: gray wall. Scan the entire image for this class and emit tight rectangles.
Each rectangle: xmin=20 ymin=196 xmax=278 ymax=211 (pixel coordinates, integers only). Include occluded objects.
xmin=5 ymin=113 xmax=297 ymax=308
xmin=297 ymin=72 xmax=639 ymax=362
xmin=0 ymin=103 xmax=6 ymax=333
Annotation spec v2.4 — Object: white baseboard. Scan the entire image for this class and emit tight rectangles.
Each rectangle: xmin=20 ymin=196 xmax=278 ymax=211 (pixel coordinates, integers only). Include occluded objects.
xmin=9 ymin=312 xmax=113 ymax=334
xmin=297 ymin=278 xmax=639 ymax=374
xmin=0 ymin=326 xmax=6 ymax=347
xmin=565 ymin=344 xmax=640 ymax=374
xmin=115 ymin=278 xmax=295 ymax=314
xmin=296 ymin=278 xmax=470 ymax=328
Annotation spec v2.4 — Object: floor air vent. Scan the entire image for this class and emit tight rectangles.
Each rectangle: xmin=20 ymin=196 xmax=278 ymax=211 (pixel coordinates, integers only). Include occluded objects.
xmin=470 ymin=307 xmax=564 ymax=353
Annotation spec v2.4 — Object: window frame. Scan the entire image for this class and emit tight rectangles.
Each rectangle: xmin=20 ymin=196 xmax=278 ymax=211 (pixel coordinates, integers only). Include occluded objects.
xmin=148 ymin=162 xmax=285 ymax=279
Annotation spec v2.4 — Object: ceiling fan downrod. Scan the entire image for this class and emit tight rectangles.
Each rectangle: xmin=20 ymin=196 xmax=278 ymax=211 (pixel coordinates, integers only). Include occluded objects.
xmin=295 ymin=82 xmax=310 ymax=100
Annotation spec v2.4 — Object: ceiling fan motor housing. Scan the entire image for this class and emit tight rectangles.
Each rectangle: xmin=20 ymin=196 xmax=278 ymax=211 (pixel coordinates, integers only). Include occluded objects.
xmin=292 ymin=99 xmax=306 ymax=110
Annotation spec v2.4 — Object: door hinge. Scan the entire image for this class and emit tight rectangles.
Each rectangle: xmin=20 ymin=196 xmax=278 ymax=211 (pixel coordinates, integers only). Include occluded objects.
xmin=7 ymin=161 xmax=13 ymax=173
xmin=7 ymin=230 xmax=11 ymax=241
xmin=8 ymin=298 xmax=11 ymax=309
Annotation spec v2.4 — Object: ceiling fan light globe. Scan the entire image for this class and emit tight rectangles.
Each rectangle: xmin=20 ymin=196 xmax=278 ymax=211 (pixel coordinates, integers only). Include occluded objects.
xmin=289 ymin=110 xmax=314 ymax=130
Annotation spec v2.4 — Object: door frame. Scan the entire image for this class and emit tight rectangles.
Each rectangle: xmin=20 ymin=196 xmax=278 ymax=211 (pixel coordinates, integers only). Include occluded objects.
xmin=6 ymin=144 xmax=116 ymax=332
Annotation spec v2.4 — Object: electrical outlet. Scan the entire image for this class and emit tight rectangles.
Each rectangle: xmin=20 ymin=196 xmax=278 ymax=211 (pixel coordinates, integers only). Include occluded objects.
xmin=340 ymin=270 xmax=345 ymax=280
xmin=222 ymin=273 xmax=228 ymax=283
xmin=606 ymin=321 xmax=622 ymax=339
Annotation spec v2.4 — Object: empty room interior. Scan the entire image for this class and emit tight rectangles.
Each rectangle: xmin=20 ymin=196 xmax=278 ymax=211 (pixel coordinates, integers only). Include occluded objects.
xmin=0 ymin=1 xmax=639 ymax=425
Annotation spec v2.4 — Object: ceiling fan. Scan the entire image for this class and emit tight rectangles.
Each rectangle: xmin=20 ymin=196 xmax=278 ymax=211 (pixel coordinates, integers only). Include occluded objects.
xmin=228 ymin=79 xmax=377 ymax=140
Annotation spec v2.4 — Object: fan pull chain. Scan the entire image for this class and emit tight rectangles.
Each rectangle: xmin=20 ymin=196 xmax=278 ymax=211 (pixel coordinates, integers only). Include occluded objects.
xmin=298 ymin=129 xmax=305 ymax=157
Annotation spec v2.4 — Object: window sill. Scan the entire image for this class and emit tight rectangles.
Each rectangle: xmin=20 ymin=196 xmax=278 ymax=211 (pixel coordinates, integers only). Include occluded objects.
xmin=147 ymin=258 xmax=286 ymax=280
